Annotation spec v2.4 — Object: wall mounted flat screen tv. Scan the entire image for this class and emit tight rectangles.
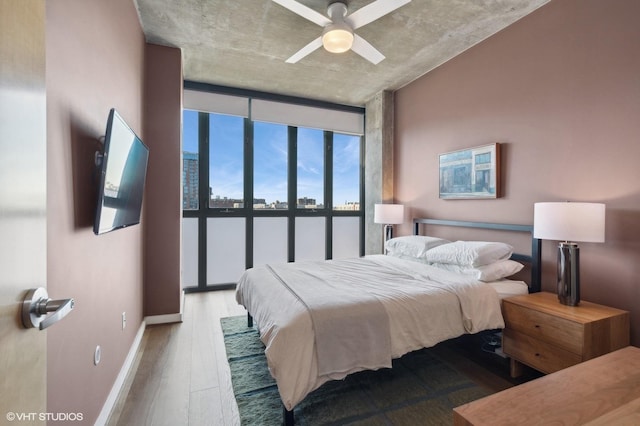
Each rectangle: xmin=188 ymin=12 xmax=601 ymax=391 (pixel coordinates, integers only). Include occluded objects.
xmin=94 ymin=108 xmax=149 ymax=235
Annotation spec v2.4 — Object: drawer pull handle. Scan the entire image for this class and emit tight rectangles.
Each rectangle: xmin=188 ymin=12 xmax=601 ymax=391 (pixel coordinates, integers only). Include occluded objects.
xmin=535 ymin=353 xmax=540 ymax=357
xmin=534 ymin=325 xmax=540 ymax=328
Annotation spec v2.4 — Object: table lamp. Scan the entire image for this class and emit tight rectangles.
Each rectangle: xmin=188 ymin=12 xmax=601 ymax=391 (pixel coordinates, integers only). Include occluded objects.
xmin=374 ymin=203 xmax=404 ymax=244
xmin=533 ymin=202 xmax=605 ymax=306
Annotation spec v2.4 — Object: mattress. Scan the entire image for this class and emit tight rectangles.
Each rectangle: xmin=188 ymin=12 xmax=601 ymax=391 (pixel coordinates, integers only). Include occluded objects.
xmin=487 ymin=279 xmax=529 ymax=299
xmin=236 ymin=254 xmax=512 ymax=410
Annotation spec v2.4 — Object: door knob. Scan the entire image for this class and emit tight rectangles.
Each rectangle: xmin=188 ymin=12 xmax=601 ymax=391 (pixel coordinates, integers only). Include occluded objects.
xmin=22 ymin=287 xmax=75 ymax=330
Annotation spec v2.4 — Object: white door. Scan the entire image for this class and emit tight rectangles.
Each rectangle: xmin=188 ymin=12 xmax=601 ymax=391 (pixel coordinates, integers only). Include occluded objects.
xmin=0 ymin=0 xmax=47 ymax=423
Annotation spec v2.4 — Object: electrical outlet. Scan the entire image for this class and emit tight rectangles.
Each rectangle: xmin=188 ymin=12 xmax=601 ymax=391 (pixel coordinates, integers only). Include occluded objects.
xmin=122 ymin=312 xmax=126 ymax=330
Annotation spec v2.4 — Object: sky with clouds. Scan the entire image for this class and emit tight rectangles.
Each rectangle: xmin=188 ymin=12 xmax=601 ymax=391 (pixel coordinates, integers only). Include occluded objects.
xmin=183 ymin=110 xmax=360 ymax=207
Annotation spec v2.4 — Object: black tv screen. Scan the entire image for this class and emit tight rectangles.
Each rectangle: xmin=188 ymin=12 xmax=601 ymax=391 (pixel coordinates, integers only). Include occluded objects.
xmin=94 ymin=108 xmax=149 ymax=235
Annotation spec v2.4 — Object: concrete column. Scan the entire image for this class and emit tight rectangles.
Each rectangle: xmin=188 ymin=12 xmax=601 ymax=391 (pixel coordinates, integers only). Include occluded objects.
xmin=364 ymin=90 xmax=394 ymax=255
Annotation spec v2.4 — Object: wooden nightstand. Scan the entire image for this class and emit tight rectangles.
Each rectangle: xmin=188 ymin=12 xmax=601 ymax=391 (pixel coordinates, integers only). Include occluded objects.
xmin=502 ymin=291 xmax=629 ymax=377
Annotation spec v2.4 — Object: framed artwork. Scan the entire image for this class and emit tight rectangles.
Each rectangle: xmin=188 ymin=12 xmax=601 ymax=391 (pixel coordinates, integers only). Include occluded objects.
xmin=439 ymin=143 xmax=501 ymax=199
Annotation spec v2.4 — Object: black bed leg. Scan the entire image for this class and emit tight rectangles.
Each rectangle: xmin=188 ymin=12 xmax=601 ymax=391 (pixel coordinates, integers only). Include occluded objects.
xmin=283 ymin=405 xmax=294 ymax=426
xmin=247 ymin=313 xmax=253 ymax=328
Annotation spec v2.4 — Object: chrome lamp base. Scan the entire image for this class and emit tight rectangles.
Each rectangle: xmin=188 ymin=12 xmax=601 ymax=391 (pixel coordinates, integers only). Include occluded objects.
xmin=557 ymin=242 xmax=580 ymax=306
xmin=384 ymin=224 xmax=394 ymax=242
xmin=382 ymin=224 xmax=394 ymax=255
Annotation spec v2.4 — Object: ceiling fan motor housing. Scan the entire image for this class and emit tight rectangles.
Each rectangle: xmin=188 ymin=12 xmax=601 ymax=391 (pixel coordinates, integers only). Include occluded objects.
xmin=327 ymin=2 xmax=349 ymax=19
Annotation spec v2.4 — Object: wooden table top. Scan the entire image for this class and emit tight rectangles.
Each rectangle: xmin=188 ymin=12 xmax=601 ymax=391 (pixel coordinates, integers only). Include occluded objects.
xmin=453 ymin=346 xmax=640 ymax=425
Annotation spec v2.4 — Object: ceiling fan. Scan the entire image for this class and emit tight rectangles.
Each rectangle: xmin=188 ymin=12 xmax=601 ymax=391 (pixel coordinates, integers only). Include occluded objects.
xmin=273 ymin=0 xmax=411 ymax=65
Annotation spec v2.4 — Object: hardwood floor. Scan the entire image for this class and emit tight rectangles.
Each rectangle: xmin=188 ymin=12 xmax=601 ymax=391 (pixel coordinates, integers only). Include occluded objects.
xmin=107 ymin=290 xmax=246 ymax=426
xmin=107 ymin=290 xmax=538 ymax=425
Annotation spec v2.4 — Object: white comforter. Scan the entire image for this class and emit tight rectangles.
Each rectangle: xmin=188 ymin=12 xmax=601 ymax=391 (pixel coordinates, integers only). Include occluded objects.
xmin=235 ymin=255 xmax=505 ymax=411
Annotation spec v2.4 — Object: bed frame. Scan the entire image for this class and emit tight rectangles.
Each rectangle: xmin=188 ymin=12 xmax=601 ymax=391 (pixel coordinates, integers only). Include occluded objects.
xmin=274 ymin=218 xmax=542 ymax=425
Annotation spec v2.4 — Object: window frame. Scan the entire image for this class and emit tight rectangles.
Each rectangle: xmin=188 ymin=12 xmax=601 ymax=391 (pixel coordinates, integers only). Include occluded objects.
xmin=182 ymin=84 xmax=365 ymax=292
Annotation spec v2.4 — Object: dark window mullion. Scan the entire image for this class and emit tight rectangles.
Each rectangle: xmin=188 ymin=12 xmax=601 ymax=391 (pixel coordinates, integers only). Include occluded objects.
xmin=324 ymin=131 xmax=333 ymax=211
xmin=325 ymin=131 xmax=333 ymax=259
xmin=197 ymin=112 xmax=210 ymax=289
xmin=359 ymin=135 xmax=365 ymax=257
xmin=244 ymin=117 xmax=254 ymax=270
xmin=288 ymin=126 xmax=297 ymax=262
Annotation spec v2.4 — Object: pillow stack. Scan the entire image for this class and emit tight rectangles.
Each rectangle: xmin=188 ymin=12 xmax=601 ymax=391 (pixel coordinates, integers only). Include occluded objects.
xmin=385 ymin=236 xmax=451 ymax=261
xmin=384 ymin=237 xmax=523 ymax=282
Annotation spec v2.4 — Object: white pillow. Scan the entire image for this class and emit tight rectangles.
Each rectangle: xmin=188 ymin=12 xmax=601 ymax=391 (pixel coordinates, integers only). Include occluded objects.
xmin=430 ymin=259 xmax=524 ymax=282
xmin=385 ymin=236 xmax=451 ymax=260
xmin=424 ymin=241 xmax=513 ymax=267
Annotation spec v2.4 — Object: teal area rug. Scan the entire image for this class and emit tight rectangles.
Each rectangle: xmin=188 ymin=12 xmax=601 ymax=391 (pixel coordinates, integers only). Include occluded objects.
xmin=221 ymin=316 xmax=491 ymax=425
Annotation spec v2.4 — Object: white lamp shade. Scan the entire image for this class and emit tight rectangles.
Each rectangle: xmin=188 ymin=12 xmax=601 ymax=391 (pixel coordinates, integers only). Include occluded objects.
xmin=534 ymin=202 xmax=605 ymax=243
xmin=374 ymin=204 xmax=405 ymax=225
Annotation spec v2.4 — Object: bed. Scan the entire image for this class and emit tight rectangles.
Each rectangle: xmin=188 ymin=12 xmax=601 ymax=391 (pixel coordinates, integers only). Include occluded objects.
xmin=235 ymin=218 xmax=541 ymax=425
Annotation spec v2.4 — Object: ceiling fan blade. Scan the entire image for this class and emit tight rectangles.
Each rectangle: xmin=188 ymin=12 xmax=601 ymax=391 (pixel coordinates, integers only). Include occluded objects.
xmin=351 ymin=34 xmax=385 ymax=65
xmin=346 ymin=0 xmax=411 ymax=30
xmin=285 ymin=36 xmax=323 ymax=63
xmin=272 ymin=0 xmax=332 ymax=27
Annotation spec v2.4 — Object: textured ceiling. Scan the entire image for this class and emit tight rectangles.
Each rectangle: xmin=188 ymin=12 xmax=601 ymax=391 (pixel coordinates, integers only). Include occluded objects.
xmin=135 ymin=0 xmax=549 ymax=107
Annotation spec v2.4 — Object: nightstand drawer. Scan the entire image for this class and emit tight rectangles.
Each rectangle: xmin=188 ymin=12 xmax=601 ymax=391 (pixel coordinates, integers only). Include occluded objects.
xmin=503 ymin=329 xmax=581 ymax=374
xmin=503 ymin=301 xmax=583 ymax=354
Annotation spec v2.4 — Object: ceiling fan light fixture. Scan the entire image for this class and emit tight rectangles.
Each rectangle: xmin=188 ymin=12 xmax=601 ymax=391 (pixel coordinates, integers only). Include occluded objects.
xmin=322 ymin=23 xmax=354 ymax=53
xmin=276 ymin=0 xmax=410 ymax=64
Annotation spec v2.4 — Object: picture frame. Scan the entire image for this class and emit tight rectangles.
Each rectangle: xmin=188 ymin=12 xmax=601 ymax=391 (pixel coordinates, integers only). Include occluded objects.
xmin=439 ymin=143 xmax=501 ymax=199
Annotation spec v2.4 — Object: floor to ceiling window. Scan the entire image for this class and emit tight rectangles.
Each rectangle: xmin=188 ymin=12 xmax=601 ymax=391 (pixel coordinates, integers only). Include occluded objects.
xmin=181 ymin=85 xmax=365 ymax=291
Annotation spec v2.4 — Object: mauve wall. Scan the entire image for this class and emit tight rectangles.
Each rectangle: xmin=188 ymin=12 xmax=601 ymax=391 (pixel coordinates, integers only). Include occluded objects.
xmin=144 ymin=44 xmax=183 ymax=317
xmin=394 ymin=0 xmax=640 ymax=344
xmin=47 ymin=0 xmax=145 ymax=423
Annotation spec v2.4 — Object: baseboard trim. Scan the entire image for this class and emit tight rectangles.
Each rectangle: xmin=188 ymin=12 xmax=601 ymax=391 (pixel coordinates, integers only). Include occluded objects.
xmin=95 ymin=321 xmax=146 ymax=426
xmin=95 ymin=313 xmax=182 ymax=424
xmin=144 ymin=312 xmax=183 ymax=325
